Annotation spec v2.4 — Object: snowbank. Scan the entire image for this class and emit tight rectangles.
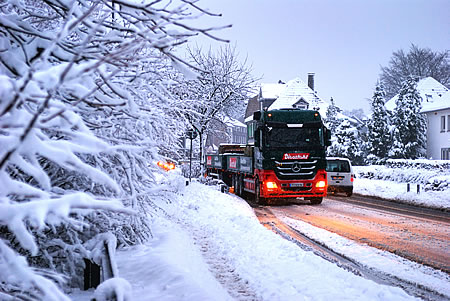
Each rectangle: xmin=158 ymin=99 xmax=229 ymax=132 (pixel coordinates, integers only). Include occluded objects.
xmin=354 ymin=163 xmax=450 ymax=210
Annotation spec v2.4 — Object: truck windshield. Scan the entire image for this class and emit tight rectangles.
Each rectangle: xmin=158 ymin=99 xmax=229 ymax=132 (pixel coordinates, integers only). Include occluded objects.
xmin=265 ymin=127 xmax=323 ymax=148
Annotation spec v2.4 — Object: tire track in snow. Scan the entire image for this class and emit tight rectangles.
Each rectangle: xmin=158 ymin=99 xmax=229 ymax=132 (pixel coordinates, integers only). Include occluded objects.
xmin=175 ymin=219 xmax=260 ymax=301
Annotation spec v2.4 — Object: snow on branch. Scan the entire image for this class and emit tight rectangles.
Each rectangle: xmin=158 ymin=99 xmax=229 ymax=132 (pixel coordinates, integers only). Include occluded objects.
xmin=0 ymin=0 xmax=228 ymax=298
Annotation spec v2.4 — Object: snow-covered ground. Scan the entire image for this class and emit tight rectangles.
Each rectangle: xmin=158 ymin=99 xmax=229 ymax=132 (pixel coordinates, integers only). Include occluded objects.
xmin=71 ymin=169 xmax=449 ymax=301
xmin=354 ymin=165 xmax=450 ymax=210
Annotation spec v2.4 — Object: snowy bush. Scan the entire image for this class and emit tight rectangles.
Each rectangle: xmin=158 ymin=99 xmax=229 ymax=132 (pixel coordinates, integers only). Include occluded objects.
xmin=181 ymin=161 xmax=203 ymax=179
xmin=385 ymin=159 xmax=450 ymax=170
xmin=354 ymin=159 xmax=450 ymax=192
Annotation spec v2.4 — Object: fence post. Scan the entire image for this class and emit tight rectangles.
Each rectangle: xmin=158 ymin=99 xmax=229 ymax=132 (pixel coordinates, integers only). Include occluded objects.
xmin=407 ymin=183 xmax=410 ymax=192
xmin=417 ymin=184 xmax=420 ymax=194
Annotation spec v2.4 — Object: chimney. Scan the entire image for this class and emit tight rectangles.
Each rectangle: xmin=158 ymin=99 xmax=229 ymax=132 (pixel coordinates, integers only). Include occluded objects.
xmin=308 ymin=73 xmax=315 ymax=91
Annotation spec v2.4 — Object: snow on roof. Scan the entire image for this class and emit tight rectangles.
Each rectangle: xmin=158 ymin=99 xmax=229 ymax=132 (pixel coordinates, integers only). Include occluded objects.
xmin=268 ymin=77 xmax=330 ymax=116
xmin=385 ymin=77 xmax=450 ymax=113
xmin=246 ymin=77 xmax=359 ymax=124
xmin=223 ymin=115 xmax=245 ymax=127
xmin=260 ymin=83 xmax=286 ymax=99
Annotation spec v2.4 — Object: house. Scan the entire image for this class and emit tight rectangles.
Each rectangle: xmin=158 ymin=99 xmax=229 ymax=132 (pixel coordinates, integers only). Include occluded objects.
xmin=245 ymin=81 xmax=287 ymax=119
xmin=205 ymin=116 xmax=246 ymax=153
xmin=245 ymin=74 xmax=360 ymax=127
xmin=245 ymin=74 xmax=330 ymax=121
xmin=385 ymin=77 xmax=450 ymax=160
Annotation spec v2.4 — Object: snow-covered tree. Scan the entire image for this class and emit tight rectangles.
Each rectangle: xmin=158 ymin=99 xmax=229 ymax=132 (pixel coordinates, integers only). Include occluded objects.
xmin=178 ymin=45 xmax=257 ymax=165
xmin=389 ymin=76 xmax=427 ymax=159
xmin=0 ymin=0 xmax=224 ymax=298
xmin=325 ymin=97 xmax=341 ymax=135
xmin=327 ymin=119 xmax=363 ymax=164
xmin=380 ymin=44 xmax=450 ymax=99
xmin=366 ymin=83 xmax=391 ymax=162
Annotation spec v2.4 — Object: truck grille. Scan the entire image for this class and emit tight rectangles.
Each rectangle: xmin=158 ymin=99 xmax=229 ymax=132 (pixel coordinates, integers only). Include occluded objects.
xmin=274 ymin=160 xmax=317 ymax=180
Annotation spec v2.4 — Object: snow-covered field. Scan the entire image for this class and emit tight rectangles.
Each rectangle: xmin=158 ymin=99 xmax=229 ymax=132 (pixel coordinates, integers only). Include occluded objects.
xmin=71 ymin=167 xmax=449 ymax=301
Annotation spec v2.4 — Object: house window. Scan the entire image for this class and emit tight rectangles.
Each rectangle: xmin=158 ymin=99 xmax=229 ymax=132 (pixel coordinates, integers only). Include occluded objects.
xmin=442 ymin=148 xmax=450 ymax=160
xmin=441 ymin=116 xmax=446 ymax=132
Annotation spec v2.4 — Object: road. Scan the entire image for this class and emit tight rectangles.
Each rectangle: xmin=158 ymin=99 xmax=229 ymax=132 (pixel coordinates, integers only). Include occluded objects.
xmin=254 ymin=194 xmax=450 ymax=274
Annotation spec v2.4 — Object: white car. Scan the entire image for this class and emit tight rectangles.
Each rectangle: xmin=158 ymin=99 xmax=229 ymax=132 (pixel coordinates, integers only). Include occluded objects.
xmin=326 ymin=157 xmax=354 ymax=197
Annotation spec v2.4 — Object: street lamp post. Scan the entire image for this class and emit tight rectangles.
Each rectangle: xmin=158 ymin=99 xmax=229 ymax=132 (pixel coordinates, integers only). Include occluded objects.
xmin=186 ymin=129 xmax=198 ymax=183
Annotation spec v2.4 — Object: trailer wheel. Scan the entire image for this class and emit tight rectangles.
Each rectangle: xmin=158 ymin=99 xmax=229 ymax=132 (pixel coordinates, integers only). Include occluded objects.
xmin=237 ymin=175 xmax=243 ymax=197
xmin=255 ymin=180 xmax=266 ymax=205
xmin=231 ymin=174 xmax=236 ymax=194
xmin=310 ymin=197 xmax=323 ymax=205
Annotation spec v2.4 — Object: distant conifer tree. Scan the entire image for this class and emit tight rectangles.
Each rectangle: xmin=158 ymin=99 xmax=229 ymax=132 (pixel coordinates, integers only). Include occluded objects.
xmin=327 ymin=119 xmax=362 ymax=163
xmin=367 ymin=83 xmax=391 ymax=162
xmin=325 ymin=97 xmax=341 ymax=135
xmin=389 ymin=76 xmax=427 ymax=159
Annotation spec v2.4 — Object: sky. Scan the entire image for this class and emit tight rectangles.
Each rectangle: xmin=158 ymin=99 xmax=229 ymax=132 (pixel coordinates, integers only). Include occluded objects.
xmin=187 ymin=0 xmax=450 ymax=113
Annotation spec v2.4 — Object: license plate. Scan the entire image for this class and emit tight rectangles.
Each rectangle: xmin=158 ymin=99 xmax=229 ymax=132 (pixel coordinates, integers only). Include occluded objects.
xmin=290 ymin=183 xmax=304 ymax=187
xmin=332 ymin=176 xmax=344 ymax=180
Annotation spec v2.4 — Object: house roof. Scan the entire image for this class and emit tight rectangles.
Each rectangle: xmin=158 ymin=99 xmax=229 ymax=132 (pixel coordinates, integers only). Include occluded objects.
xmin=385 ymin=77 xmax=450 ymax=113
xmin=260 ymin=83 xmax=286 ymax=99
xmin=268 ymin=77 xmax=329 ymax=115
xmin=244 ymin=76 xmax=362 ymax=126
xmin=245 ymin=95 xmax=260 ymax=119
xmin=223 ymin=115 xmax=245 ymax=128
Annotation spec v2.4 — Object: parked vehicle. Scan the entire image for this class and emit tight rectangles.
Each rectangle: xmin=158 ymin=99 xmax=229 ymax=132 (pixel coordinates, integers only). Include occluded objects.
xmin=326 ymin=157 xmax=354 ymax=197
xmin=205 ymin=109 xmax=331 ymax=205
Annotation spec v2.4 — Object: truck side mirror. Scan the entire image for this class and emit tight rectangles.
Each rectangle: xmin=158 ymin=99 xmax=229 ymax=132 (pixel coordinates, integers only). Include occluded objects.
xmin=254 ymin=128 xmax=261 ymax=147
xmin=325 ymin=128 xmax=332 ymax=146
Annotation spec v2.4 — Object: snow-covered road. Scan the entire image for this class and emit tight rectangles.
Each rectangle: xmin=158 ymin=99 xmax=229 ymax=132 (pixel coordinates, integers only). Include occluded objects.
xmin=268 ymin=197 xmax=450 ymax=273
xmin=71 ymin=176 xmax=450 ymax=301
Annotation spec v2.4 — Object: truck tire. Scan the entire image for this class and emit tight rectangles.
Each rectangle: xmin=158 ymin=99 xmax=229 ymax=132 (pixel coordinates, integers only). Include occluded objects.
xmin=236 ymin=175 xmax=242 ymax=197
xmin=255 ymin=180 xmax=266 ymax=205
xmin=310 ymin=197 xmax=323 ymax=205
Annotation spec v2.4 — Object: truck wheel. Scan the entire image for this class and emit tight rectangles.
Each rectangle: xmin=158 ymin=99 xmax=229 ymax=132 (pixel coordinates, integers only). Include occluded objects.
xmin=231 ymin=174 xmax=237 ymax=194
xmin=236 ymin=175 xmax=243 ymax=197
xmin=310 ymin=197 xmax=323 ymax=205
xmin=255 ymin=180 xmax=266 ymax=205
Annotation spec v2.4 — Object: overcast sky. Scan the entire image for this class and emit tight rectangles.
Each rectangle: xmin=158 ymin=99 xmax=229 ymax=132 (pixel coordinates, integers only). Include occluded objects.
xmin=187 ymin=0 xmax=449 ymax=113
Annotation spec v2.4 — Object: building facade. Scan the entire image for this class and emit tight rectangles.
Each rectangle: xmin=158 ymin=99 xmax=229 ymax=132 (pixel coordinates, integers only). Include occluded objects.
xmin=424 ymin=108 xmax=450 ymax=160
